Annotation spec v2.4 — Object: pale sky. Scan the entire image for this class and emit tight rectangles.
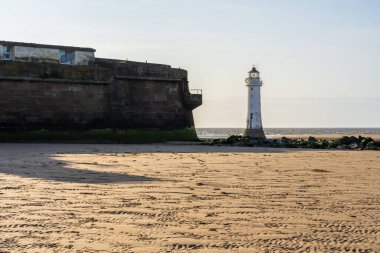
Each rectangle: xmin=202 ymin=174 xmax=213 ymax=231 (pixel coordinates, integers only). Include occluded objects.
xmin=1 ymin=0 xmax=379 ymax=127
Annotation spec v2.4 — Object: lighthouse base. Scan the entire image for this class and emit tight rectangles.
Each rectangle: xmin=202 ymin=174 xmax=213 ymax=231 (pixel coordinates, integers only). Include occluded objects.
xmin=244 ymin=128 xmax=266 ymax=139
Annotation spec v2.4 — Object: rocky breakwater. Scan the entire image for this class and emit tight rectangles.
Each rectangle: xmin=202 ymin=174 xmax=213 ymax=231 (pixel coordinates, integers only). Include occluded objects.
xmin=202 ymin=135 xmax=380 ymax=151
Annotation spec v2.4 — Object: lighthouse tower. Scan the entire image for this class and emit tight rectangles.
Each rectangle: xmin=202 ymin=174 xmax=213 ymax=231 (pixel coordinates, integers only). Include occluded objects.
xmin=244 ymin=66 xmax=266 ymax=139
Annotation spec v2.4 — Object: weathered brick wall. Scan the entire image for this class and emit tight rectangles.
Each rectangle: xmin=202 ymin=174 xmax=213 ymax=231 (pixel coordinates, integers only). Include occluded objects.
xmin=0 ymin=60 xmax=196 ymax=131
xmin=107 ymin=78 xmax=193 ymax=129
xmin=0 ymin=79 xmax=108 ymax=130
xmin=0 ymin=78 xmax=194 ymax=130
xmin=0 ymin=61 xmax=100 ymax=80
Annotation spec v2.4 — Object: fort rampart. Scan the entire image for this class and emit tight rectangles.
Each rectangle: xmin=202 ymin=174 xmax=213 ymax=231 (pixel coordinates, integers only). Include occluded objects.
xmin=0 ymin=59 xmax=202 ymax=136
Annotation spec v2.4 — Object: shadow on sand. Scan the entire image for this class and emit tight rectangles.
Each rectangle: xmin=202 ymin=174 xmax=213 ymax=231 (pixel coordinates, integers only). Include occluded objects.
xmin=0 ymin=165 xmax=158 ymax=184
xmin=0 ymin=143 xmax=300 ymax=184
xmin=0 ymin=144 xmax=162 ymax=184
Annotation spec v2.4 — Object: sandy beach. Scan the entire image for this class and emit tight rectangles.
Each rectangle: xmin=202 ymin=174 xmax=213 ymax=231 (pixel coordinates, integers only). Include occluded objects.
xmin=0 ymin=143 xmax=379 ymax=252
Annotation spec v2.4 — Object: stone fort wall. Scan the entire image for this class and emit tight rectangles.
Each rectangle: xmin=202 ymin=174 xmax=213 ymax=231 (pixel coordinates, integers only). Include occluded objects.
xmin=0 ymin=60 xmax=201 ymax=131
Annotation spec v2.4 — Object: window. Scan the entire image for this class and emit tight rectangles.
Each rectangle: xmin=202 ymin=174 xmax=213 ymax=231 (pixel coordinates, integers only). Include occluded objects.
xmin=59 ymin=50 xmax=75 ymax=65
xmin=250 ymin=73 xmax=259 ymax=78
xmin=2 ymin=46 xmax=12 ymax=60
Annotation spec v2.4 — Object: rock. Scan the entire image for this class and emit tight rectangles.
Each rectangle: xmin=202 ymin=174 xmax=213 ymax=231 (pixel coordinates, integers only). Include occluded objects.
xmin=294 ymin=139 xmax=308 ymax=148
xmin=329 ymin=142 xmax=338 ymax=148
xmin=208 ymin=135 xmax=378 ymax=151
xmin=280 ymin=137 xmax=292 ymax=144
xmin=212 ymin=139 xmax=225 ymax=145
xmin=279 ymin=137 xmax=294 ymax=147
xmin=226 ymin=135 xmax=243 ymax=144
xmin=318 ymin=139 xmax=330 ymax=149
xmin=362 ymin=137 xmax=375 ymax=147
xmin=331 ymin=136 xmax=357 ymax=148
xmin=349 ymin=143 xmax=359 ymax=150
xmin=348 ymin=136 xmax=360 ymax=144
xmin=263 ymin=139 xmax=279 ymax=148
xmin=358 ymin=135 xmax=365 ymax=142
xmin=335 ymin=136 xmax=359 ymax=146
xmin=366 ymin=142 xmax=378 ymax=150
xmin=247 ymin=139 xmax=259 ymax=146
xmin=308 ymin=141 xmax=321 ymax=149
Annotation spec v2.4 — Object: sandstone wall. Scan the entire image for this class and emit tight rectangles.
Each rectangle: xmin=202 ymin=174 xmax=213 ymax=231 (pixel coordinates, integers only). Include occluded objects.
xmin=107 ymin=77 xmax=193 ymax=129
xmin=0 ymin=78 xmax=108 ymax=130
xmin=0 ymin=60 xmax=197 ymax=131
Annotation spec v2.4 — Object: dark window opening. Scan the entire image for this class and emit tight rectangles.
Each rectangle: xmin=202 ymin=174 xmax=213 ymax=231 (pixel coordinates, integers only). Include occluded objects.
xmin=60 ymin=50 xmax=75 ymax=65
xmin=2 ymin=46 xmax=12 ymax=60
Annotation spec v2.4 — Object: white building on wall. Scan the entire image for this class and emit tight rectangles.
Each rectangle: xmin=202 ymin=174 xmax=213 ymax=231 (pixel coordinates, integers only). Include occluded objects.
xmin=0 ymin=41 xmax=95 ymax=65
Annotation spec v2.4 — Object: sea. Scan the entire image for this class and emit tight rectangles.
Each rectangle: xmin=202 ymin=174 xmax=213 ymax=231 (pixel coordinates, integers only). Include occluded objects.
xmin=196 ymin=128 xmax=380 ymax=139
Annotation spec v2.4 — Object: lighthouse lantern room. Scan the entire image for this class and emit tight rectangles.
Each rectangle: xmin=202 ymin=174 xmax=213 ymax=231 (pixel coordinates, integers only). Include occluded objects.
xmin=243 ymin=66 xmax=266 ymax=139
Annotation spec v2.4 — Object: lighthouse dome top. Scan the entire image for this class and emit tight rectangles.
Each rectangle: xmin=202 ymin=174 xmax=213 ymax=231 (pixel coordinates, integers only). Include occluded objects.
xmin=248 ymin=66 xmax=260 ymax=74
xmin=247 ymin=65 xmax=260 ymax=79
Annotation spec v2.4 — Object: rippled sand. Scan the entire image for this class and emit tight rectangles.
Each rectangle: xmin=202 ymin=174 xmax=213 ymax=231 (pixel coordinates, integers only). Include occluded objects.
xmin=0 ymin=144 xmax=379 ymax=252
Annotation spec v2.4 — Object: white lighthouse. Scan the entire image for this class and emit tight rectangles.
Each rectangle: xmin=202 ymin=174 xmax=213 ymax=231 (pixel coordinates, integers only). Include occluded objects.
xmin=243 ymin=66 xmax=266 ymax=139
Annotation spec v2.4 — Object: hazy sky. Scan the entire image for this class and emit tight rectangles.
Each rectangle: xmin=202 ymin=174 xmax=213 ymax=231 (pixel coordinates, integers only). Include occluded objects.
xmin=1 ymin=0 xmax=379 ymax=127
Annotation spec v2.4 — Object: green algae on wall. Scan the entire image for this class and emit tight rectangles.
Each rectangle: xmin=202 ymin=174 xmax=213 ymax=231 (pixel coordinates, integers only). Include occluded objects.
xmin=0 ymin=127 xmax=199 ymax=143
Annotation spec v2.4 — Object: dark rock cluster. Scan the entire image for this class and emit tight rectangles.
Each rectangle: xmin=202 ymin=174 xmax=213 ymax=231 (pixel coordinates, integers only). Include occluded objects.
xmin=202 ymin=135 xmax=380 ymax=150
